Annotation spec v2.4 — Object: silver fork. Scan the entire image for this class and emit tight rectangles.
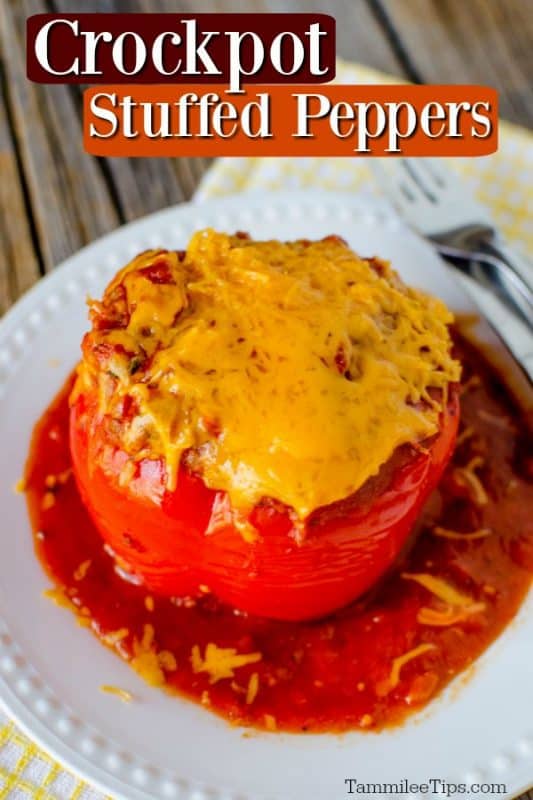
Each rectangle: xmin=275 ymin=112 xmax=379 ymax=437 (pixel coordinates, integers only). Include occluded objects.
xmin=370 ymin=158 xmax=533 ymax=331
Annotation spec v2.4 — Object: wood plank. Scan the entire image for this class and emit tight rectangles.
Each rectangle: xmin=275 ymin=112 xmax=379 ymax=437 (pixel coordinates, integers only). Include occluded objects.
xmin=2 ymin=0 xmax=121 ymax=270
xmin=0 ymin=63 xmax=41 ymax=315
xmin=379 ymin=0 xmax=533 ymax=127
xmin=132 ymin=0 xmax=408 ymax=76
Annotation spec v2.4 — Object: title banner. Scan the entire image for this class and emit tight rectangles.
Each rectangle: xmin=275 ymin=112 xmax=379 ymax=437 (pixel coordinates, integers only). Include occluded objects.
xmin=27 ymin=13 xmax=336 ymax=90
xmin=84 ymin=85 xmax=498 ymax=157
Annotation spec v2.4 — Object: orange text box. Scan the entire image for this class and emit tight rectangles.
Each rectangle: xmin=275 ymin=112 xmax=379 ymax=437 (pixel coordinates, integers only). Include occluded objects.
xmin=84 ymin=84 xmax=498 ymax=157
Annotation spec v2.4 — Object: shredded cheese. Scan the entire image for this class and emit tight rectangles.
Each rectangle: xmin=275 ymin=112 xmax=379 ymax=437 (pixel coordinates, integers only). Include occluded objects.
xmin=144 ymin=596 xmax=155 ymax=612
xmin=417 ymin=603 xmax=485 ymax=626
xmin=129 ymin=624 xmax=177 ymax=687
xmin=191 ymin=643 xmax=262 ymax=684
xmin=100 ymin=685 xmax=133 ymax=702
xmin=43 ymin=587 xmax=96 ymax=630
xmin=461 ymin=375 xmax=481 ymax=393
xmin=264 ymin=713 xmax=277 ymax=731
xmin=76 ymin=231 xmax=460 ymax=520
xmin=102 ymin=628 xmax=129 ymax=646
xmin=454 ymin=456 xmax=489 ymax=506
xmin=59 ymin=468 xmax=72 ymax=484
xmin=158 ymin=650 xmax=177 ymax=671
xmin=402 ymin=572 xmax=475 ymax=607
xmin=404 ymin=571 xmax=486 ymax=628
xmin=389 ymin=644 xmax=437 ymax=688
xmin=246 ymin=672 xmax=260 ymax=705
xmin=131 ymin=652 xmax=165 ymax=687
xmin=477 ymin=409 xmax=514 ymax=430
xmin=73 ymin=559 xmax=92 ymax=581
xmin=378 ymin=644 xmax=437 ymax=695
xmin=141 ymin=623 xmax=154 ymax=650
xmin=41 ymin=492 xmax=56 ymax=510
xmin=45 ymin=469 xmax=71 ymax=490
xmin=432 ymin=526 xmax=492 ymax=540
xmin=455 ymin=426 xmax=475 ymax=446
xmin=43 ymin=587 xmax=75 ymax=610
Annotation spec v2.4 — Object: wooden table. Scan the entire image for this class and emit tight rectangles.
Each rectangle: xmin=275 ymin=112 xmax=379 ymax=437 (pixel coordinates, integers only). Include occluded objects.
xmin=0 ymin=2 xmax=532 ymax=797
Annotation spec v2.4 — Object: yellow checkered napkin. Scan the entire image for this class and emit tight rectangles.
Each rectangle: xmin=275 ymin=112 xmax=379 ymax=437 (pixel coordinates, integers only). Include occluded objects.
xmin=1 ymin=61 xmax=532 ymax=800
xmin=0 ymin=717 xmax=103 ymax=799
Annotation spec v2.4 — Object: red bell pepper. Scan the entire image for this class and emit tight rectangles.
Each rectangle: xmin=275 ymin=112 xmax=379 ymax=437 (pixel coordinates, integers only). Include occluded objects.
xmin=70 ymin=388 xmax=459 ymax=621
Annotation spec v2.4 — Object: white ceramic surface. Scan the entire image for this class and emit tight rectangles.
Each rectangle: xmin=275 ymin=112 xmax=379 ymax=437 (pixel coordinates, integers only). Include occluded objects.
xmin=0 ymin=191 xmax=531 ymax=800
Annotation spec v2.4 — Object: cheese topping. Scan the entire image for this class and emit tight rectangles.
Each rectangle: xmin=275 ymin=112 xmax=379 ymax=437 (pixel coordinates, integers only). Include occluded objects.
xmin=129 ymin=623 xmax=178 ymax=687
xmin=73 ymin=559 xmax=92 ymax=581
xmin=401 ymin=573 xmax=475 ymax=607
xmin=191 ymin=643 xmax=262 ymax=684
xmin=417 ymin=603 xmax=485 ymax=626
xmin=403 ymin=571 xmax=487 ymax=629
xmin=377 ymin=643 xmax=437 ymax=696
xmin=76 ymin=230 xmax=460 ymax=518
xmin=246 ymin=672 xmax=260 ymax=705
xmin=454 ymin=456 xmax=489 ymax=507
xmin=432 ymin=526 xmax=491 ymax=540
xmin=100 ymin=685 xmax=133 ymax=702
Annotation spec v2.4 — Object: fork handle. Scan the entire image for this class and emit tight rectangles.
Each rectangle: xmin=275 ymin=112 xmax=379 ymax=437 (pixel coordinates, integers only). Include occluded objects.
xmin=479 ymin=238 xmax=533 ymax=292
xmin=436 ymin=244 xmax=533 ymax=332
xmin=470 ymin=253 xmax=533 ymax=332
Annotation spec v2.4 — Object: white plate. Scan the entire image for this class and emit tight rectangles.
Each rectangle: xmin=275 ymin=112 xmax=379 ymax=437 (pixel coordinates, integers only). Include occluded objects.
xmin=0 ymin=191 xmax=531 ymax=800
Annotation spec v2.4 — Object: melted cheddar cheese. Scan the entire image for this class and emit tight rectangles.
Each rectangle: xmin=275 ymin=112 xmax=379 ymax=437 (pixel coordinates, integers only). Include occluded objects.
xmin=191 ymin=643 xmax=262 ymax=684
xmin=75 ymin=230 xmax=460 ymax=519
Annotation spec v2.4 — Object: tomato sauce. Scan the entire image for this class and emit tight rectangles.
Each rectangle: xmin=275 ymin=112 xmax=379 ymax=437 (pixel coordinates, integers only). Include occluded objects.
xmin=24 ymin=333 xmax=533 ymax=732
